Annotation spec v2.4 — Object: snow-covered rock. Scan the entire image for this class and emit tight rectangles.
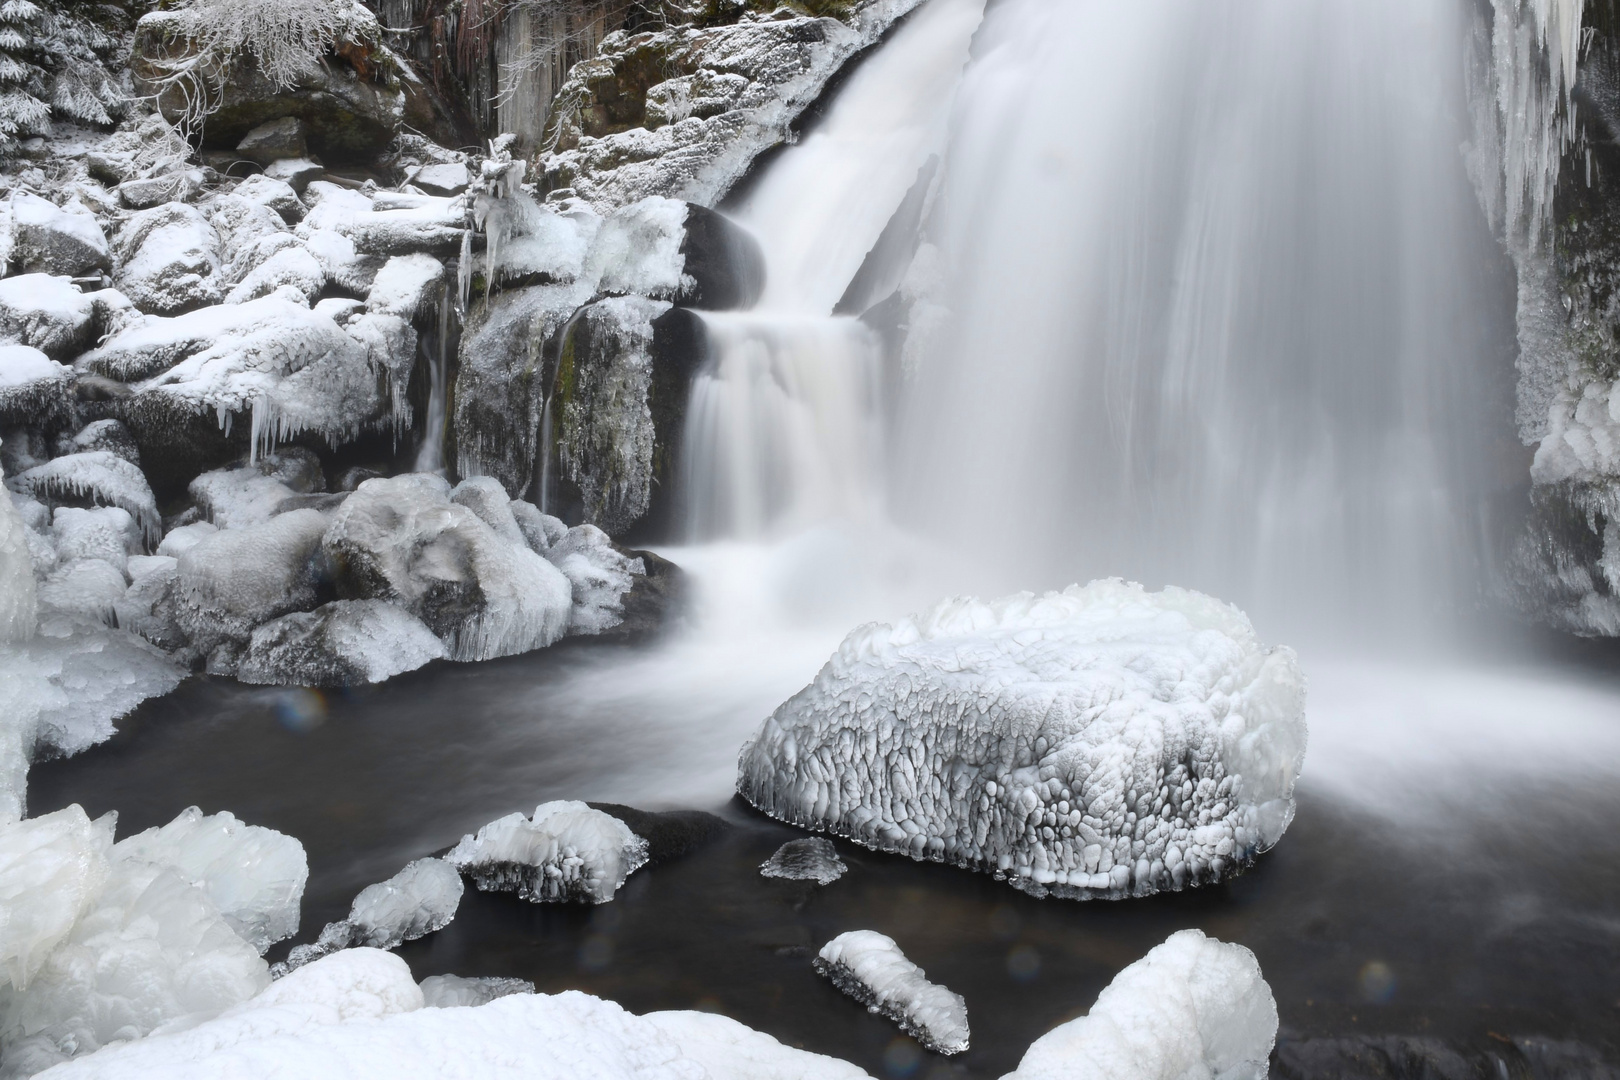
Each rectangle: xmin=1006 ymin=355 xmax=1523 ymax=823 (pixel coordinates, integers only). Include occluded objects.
xmin=0 ymin=276 xmax=96 ymax=361
xmin=446 ymin=800 xmax=649 ymax=905
xmin=814 ymin=930 xmax=968 ymax=1055
xmin=546 ymin=523 xmax=645 ymax=635
xmin=113 ymin=203 xmax=222 ymax=315
xmin=37 ymin=558 xmax=126 ymax=624
xmin=300 ymin=183 xmax=466 ymax=259
xmin=188 ymin=466 xmax=302 ymax=531
xmin=322 ymin=474 xmax=573 ymax=662
xmin=155 ymin=521 xmax=217 ymax=558
xmin=0 ymin=346 xmax=71 ymax=430
xmin=410 ymin=163 xmax=472 ymax=197
xmin=50 ymin=506 xmax=137 ymax=574
xmin=67 ymin=420 xmax=141 ymax=466
xmin=510 ymin=500 xmax=567 ymax=554
xmin=112 ymin=807 xmax=307 ymax=955
xmin=223 ymin=245 xmax=325 ymax=305
xmin=737 ymin=581 xmax=1308 ymax=899
xmin=760 ymin=837 xmax=846 ymax=885
xmin=6 ymin=451 xmax=160 ymax=546
xmin=366 ymin=254 xmax=446 ymax=321
xmin=449 ymin=476 xmax=526 ymax=546
xmin=231 ymin=175 xmax=304 ymax=225
xmin=7 ymin=192 xmax=109 ymax=278
xmin=277 ymin=857 xmax=463 ymax=975
xmin=236 ymin=600 xmax=448 ymax=687
xmin=1002 ymin=930 xmax=1276 ymax=1080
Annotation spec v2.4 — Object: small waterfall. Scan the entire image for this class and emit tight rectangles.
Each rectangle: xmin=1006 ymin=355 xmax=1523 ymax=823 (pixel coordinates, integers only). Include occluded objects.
xmin=414 ymin=290 xmax=455 ymax=474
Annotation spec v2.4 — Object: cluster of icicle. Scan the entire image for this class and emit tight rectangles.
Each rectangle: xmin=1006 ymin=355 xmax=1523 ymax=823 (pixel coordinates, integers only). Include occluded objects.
xmin=1470 ymin=0 xmax=1587 ymax=251
xmin=463 ymin=133 xmax=528 ymax=311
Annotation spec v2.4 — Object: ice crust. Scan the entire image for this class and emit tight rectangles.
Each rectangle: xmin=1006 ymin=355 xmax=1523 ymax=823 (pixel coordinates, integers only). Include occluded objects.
xmin=0 ymin=804 xmax=308 ymax=1075
xmin=813 ymin=931 xmax=968 ymax=1055
xmin=759 ymin=838 xmax=846 ymax=885
xmin=7 ymin=453 xmax=160 ymax=547
xmin=418 ymin=975 xmax=533 ymax=1009
xmin=237 ymin=601 xmax=447 ymax=688
xmin=1003 ymin=930 xmax=1276 ymax=1080
xmin=446 ymin=801 xmax=650 ymax=904
xmin=547 ymin=524 xmax=645 ymax=635
xmin=737 ymin=580 xmax=1308 ymax=899
xmin=276 ymin=858 xmax=463 ymax=975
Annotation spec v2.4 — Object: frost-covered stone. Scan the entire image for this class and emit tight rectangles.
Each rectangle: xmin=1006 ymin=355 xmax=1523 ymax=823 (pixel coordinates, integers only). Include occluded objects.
xmin=366 ymin=253 xmax=445 ymax=321
xmin=737 ymin=581 xmax=1308 ymax=899
xmin=510 ymin=500 xmax=567 ymax=553
xmin=7 ymin=451 xmax=161 ymax=546
xmin=224 ymin=244 xmax=325 ymax=305
xmin=7 ymin=191 xmax=110 ymax=277
xmin=231 ymin=174 xmax=305 ymax=225
xmin=156 ymin=521 xmax=217 ymax=558
xmin=410 ymin=163 xmax=472 ymax=197
xmin=0 ymin=345 xmax=71 ymax=430
xmin=236 ymin=117 xmax=308 ymax=165
xmin=114 ymin=203 xmax=223 ymax=315
xmin=446 ymin=800 xmax=650 ymax=904
xmin=172 ymin=508 xmax=329 ymax=661
xmin=1003 ymin=930 xmax=1276 ymax=1080
xmin=0 ymin=275 xmax=96 ymax=360
xmin=760 ymin=837 xmax=846 ymax=885
xmin=237 ymin=600 xmax=448 ymax=687
xmin=814 ymin=930 xmax=968 ymax=1054
xmin=277 ymin=857 xmax=463 ymax=975
xmin=67 ymin=420 xmax=141 ymax=466
xmin=322 ymin=474 xmax=573 ymax=662
xmin=586 ymin=197 xmax=693 ymax=298
xmin=546 ymin=523 xmax=644 ymax=635
xmin=300 ymin=183 xmax=466 ymax=259
xmin=114 ymin=807 xmax=308 ymax=954
xmin=449 ymin=476 xmax=526 ymax=546
xmin=50 ymin=506 xmax=137 ymax=574
xmin=188 ymin=450 xmax=326 ymax=530
xmin=419 ymin=974 xmax=532 ymax=1009
xmin=37 ymin=558 xmax=126 ymax=623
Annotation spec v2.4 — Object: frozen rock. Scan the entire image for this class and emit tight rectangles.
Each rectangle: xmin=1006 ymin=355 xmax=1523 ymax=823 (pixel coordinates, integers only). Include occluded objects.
xmin=446 ymin=800 xmax=650 ymax=904
xmin=760 ymin=837 xmax=846 ymax=885
xmin=8 ymin=451 xmax=162 ymax=545
xmin=814 ymin=930 xmax=968 ymax=1055
xmin=231 ymin=174 xmax=305 ymax=225
xmin=50 ymin=506 xmax=137 ymax=574
xmin=510 ymin=499 xmax=567 ymax=554
xmin=208 ymin=194 xmax=288 ymax=266
xmin=449 ymin=475 xmax=526 ymax=546
xmin=116 ymin=172 xmax=203 ymax=211
xmin=1002 ymin=930 xmax=1276 ymax=1080
xmin=113 ymin=806 xmax=308 ymax=954
xmin=410 ymin=162 xmax=472 ymax=197
xmin=737 ymin=580 xmax=1308 ymax=899
xmin=0 ymin=345 xmax=71 ymax=430
xmin=37 ymin=558 xmax=126 ymax=622
xmin=172 ymin=508 xmax=328 ymax=661
xmin=419 ymin=974 xmax=532 ymax=1009
xmin=277 ymin=858 xmax=463 ymax=975
xmin=126 ymin=554 xmax=176 ymax=581
xmin=366 ymin=253 xmax=445 ymax=321
xmin=224 ymin=244 xmax=325 ymax=305
xmin=237 ymin=600 xmax=447 ymax=687
xmin=236 ymin=117 xmax=308 ymax=165
xmin=263 ymin=157 xmax=325 ymax=193
xmin=584 ymin=197 xmax=694 ymax=299
xmin=323 ymin=474 xmax=573 ymax=662
xmin=301 ymin=183 xmax=466 ymax=260
xmin=114 ymin=203 xmax=224 ymax=315
xmin=67 ymin=420 xmax=141 ymax=466
xmin=113 ymin=558 xmax=186 ymax=652
xmin=546 ymin=524 xmax=645 ymax=635
xmin=7 ymin=191 xmax=110 ymax=277
xmin=0 ymin=275 xmax=96 ymax=361
xmin=188 ymin=451 xmax=326 ymax=530
xmin=155 ymin=521 xmax=217 ymax=558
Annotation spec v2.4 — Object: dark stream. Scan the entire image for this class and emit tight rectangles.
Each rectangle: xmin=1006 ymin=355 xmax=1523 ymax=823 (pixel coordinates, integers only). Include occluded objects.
xmin=26 ymin=642 xmax=1620 ymax=1079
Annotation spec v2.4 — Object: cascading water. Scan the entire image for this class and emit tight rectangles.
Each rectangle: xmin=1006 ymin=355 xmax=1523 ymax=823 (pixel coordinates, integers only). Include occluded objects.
xmin=414 ymin=289 xmax=455 ymax=474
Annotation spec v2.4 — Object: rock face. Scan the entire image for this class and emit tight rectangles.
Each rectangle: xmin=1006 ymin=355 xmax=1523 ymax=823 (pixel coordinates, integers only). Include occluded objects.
xmin=737 ymin=581 xmax=1308 ymax=900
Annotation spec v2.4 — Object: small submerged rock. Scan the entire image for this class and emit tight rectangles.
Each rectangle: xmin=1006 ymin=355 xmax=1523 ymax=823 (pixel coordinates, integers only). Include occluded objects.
xmin=761 ymin=837 xmax=847 ymax=885
xmin=814 ymin=930 xmax=969 ymax=1055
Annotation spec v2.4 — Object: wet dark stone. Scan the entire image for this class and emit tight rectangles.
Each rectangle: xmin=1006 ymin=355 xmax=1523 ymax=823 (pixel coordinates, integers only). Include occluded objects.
xmin=677 ymin=204 xmax=766 ymax=311
xmin=588 ymin=803 xmax=729 ymax=867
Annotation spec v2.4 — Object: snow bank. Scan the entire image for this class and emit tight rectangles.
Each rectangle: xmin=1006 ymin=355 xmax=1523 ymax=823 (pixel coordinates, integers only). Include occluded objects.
xmin=813 ymin=931 xmax=968 ymax=1055
xmin=446 ymin=800 xmax=649 ymax=904
xmin=759 ymin=838 xmax=846 ymax=885
xmin=1002 ymin=930 xmax=1276 ymax=1080
xmin=737 ymin=580 xmax=1307 ymax=899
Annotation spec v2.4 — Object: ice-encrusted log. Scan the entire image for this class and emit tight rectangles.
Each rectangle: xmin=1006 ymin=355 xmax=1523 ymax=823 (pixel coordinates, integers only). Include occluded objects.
xmin=815 ymin=931 xmax=967 ymax=1054
xmin=1002 ymin=930 xmax=1276 ymax=1080
xmin=446 ymin=800 xmax=649 ymax=904
xmin=737 ymin=580 xmax=1308 ymax=900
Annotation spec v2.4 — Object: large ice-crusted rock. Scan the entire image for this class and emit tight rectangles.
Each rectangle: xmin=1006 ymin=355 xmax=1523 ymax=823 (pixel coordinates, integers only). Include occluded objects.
xmin=0 ymin=276 xmax=97 ymax=360
xmin=540 ymin=0 xmax=924 ymax=209
xmin=5 ymin=192 xmax=110 ymax=277
xmin=737 ymin=581 xmax=1308 ymax=899
xmin=446 ymin=800 xmax=650 ymax=904
xmin=0 ymin=804 xmax=301 ymax=1076
xmin=299 ymin=183 xmax=467 ymax=259
xmin=0 ymin=346 xmax=72 ymax=432
xmin=814 ymin=930 xmax=968 ymax=1055
xmin=276 ymin=858 xmax=463 ymax=975
xmin=237 ymin=600 xmax=448 ymax=687
xmin=546 ymin=523 xmax=646 ymax=635
xmin=188 ymin=452 xmax=326 ymax=531
xmin=7 ymin=451 xmax=161 ymax=546
xmin=321 ymin=474 xmax=573 ymax=662
xmin=113 ymin=203 xmax=223 ymax=315
xmin=1002 ymin=930 xmax=1276 ymax=1080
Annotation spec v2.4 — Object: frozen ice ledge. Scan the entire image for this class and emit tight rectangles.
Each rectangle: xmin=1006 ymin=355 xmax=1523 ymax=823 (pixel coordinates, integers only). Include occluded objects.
xmin=736 ymin=580 xmax=1308 ymax=899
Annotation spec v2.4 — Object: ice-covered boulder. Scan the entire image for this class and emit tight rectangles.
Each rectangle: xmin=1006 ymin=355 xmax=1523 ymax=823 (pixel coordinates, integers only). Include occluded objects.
xmin=0 ymin=275 xmax=96 ymax=361
xmin=7 ymin=451 xmax=161 ymax=546
xmin=237 ymin=599 xmax=448 ymax=687
xmin=114 ymin=806 xmax=308 ymax=954
xmin=546 ymin=523 xmax=645 ymax=635
xmin=50 ymin=506 xmax=138 ymax=574
xmin=1002 ymin=930 xmax=1276 ymax=1080
xmin=419 ymin=974 xmax=532 ymax=1009
xmin=367 ymin=253 xmax=446 ymax=321
xmin=449 ymin=476 xmax=526 ymax=546
xmin=446 ymin=800 xmax=649 ymax=904
xmin=322 ymin=474 xmax=573 ymax=662
xmin=760 ymin=837 xmax=846 ymax=885
xmin=7 ymin=192 xmax=110 ymax=277
xmin=231 ymin=174 xmax=305 ymax=225
xmin=737 ymin=581 xmax=1308 ymax=899
xmin=814 ymin=930 xmax=968 ymax=1055
xmin=113 ymin=203 xmax=223 ymax=315
xmin=67 ymin=420 xmax=141 ymax=466
xmin=277 ymin=857 xmax=463 ymax=974
xmin=37 ymin=558 xmax=127 ymax=623
xmin=0 ymin=345 xmax=72 ymax=431
xmin=155 ymin=521 xmax=217 ymax=558
xmin=510 ymin=500 xmax=567 ymax=554
xmin=224 ymin=244 xmax=325 ymax=305
xmin=188 ymin=449 xmax=326 ymax=530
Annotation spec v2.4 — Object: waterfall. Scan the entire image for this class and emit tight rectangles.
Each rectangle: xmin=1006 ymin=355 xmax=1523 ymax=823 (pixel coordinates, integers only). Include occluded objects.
xmin=414 ymin=290 xmax=455 ymax=474
xmin=680 ymin=0 xmax=985 ymax=539
xmin=893 ymin=0 xmax=1511 ymax=645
